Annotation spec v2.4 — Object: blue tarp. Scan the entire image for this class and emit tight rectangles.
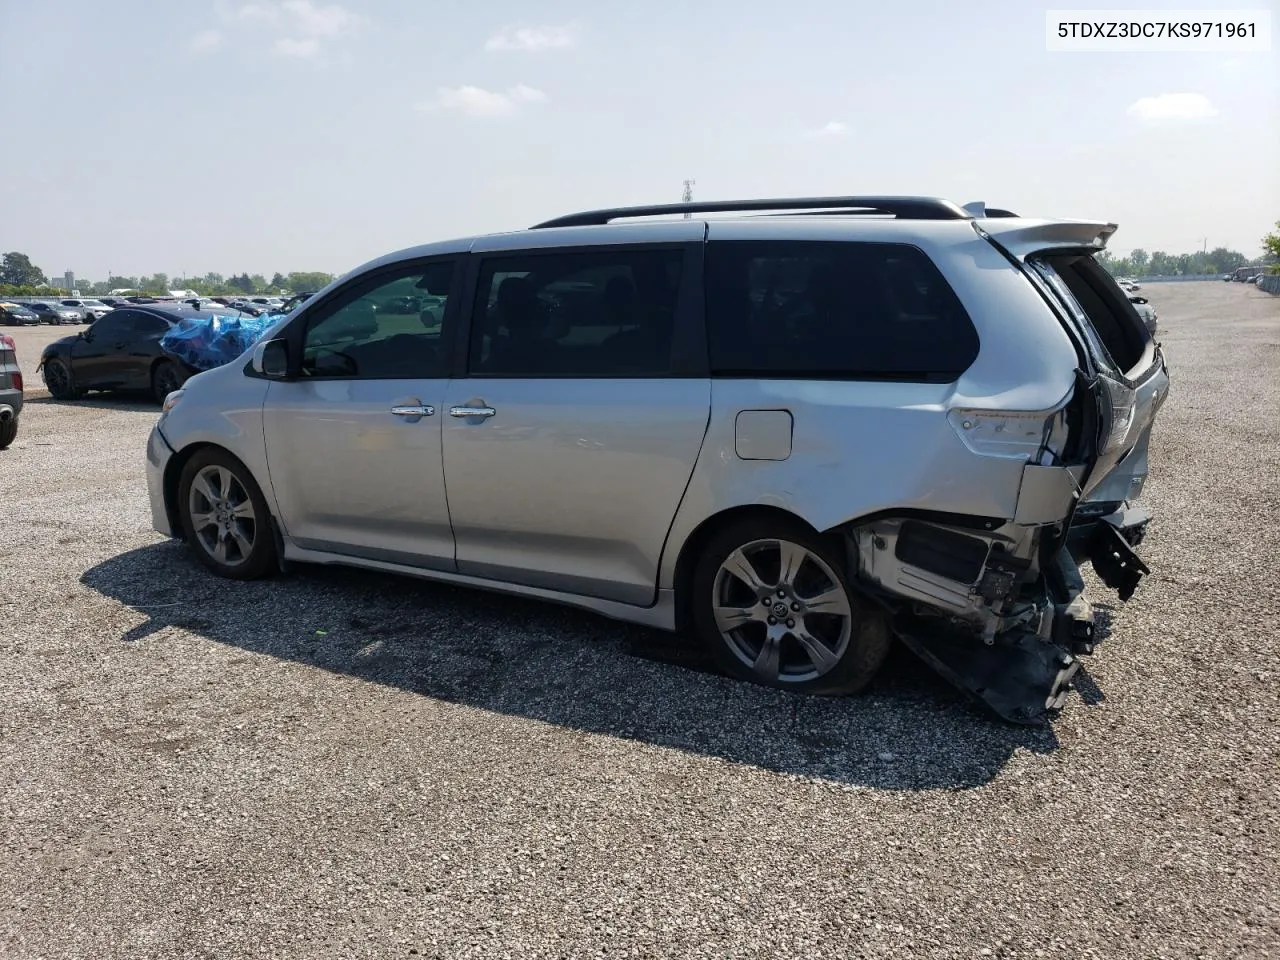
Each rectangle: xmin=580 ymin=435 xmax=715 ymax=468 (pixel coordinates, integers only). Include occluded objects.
xmin=160 ymin=313 xmax=283 ymax=372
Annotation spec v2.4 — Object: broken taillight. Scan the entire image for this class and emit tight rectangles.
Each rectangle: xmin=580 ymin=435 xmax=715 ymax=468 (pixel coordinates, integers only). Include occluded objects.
xmin=1096 ymin=374 xmax=1137 ymax=456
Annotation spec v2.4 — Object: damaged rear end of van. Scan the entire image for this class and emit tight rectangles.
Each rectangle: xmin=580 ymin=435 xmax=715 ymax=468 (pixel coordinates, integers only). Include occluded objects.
xmin=841 ymin=215 xmax=1168 ymax=723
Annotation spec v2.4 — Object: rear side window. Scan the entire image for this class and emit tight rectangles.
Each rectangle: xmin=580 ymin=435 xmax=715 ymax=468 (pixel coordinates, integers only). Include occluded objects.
xmin=469 ymin=247 xmax=685 ymax=377
xmin=704 ymin=241 xmax=979 ymax=380
xmin=1031 ymin=255 xmax=1148 ymax=375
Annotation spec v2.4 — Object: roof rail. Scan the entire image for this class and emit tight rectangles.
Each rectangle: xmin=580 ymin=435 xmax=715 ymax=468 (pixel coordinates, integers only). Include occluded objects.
xmin=530 ymin=196 xmax=974 ymax=229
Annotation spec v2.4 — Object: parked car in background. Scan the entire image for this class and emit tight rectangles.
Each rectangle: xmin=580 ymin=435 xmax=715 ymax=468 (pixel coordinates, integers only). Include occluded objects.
xmin=0 ymin=332 xmax=22 ymax=449
xmin=27 ymin=302 xmax=82 ymax=325
xmin=1127 ymin=294 xmax=1158 ymax=335
xmin=145 ymin=194 xmax=1169 ymax=723
xmin=38 ymin=303 xmax=207 ymax=404
xmin=60 ymin=298 xmax=111 ymax=322
xmin=0 ymin=302 xmax=41 ymax=326
xmin=277 ymin=292 xmax=315 ymax=314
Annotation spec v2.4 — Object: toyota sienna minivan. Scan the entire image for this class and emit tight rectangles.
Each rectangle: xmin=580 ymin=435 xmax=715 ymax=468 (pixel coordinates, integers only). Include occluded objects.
xmin=145 ymin=196 xmax=1168 ymax=722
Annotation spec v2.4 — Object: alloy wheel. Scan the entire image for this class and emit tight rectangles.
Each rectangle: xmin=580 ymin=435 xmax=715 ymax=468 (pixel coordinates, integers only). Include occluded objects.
xmin=187 ymin=464 xmax=258 ymax=567
xmin=711 ymin=538 xmax=853 ymax=684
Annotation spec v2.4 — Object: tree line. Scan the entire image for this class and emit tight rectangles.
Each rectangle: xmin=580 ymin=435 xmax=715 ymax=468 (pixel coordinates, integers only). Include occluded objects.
xmin=0 ymin=253 xmax=333 ymax=298
xmin=1096 ymin=245 xmax=1261 ymax=278
xmin=4 ymin=225 xmax=1278 ymax=300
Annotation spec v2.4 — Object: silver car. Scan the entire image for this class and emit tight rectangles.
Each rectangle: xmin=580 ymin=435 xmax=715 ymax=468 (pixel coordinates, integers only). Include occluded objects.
xmin=145 ymin=196 xmax=1168 ymax=722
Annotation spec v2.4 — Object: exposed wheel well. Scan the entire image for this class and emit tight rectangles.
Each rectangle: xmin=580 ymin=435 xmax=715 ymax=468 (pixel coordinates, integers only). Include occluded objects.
xmin=671 ymin=505 xmax=841 ymax=633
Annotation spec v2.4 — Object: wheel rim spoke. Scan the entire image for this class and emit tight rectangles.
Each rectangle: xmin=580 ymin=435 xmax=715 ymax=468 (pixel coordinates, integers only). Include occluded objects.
xmin=212 ymin=535 xmax=230 ymax=563
xmin=714 ymin=604 xmax=762 ymax=632
xmin=752 ymin=633 xmax=782 ymax=681
xmin=195 ymin=474 xmax=220 ymax=508
xmin=793 ymin=626 xmax=840 ymax=674
xmin=801 ymin=585 xmax=850 ymax=617
xmin=230 ymin=523 xmax=253 ymax=558
xmin=231 ymin=500 xmax=255 ymax=521
xmin=216 ymin=467 xmax=232 ymax=501
xmin=189 ymin=510 xmax=216 ymax=532
xmin=776 ymin=540 xmax=807 ymax=590
xmin=722 ymin=548 xmax=768 ymax=594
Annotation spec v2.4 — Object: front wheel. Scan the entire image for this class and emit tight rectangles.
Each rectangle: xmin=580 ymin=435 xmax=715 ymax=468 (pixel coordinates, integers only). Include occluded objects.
xmin=151 ymin=361 xmax=184 ymax=405
xmin=177 ymin=449 xmax=278 ymax=580
xmin=691 ymin=517 xmax=891 ymax=695
xmin=42 ymin=358 xmax=82 ymax=400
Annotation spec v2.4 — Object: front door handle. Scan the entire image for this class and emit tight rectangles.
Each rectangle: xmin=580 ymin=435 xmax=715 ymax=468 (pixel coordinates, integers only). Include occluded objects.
xmin=390 ymin=404 xmax=434 ymax=419
xmin=449 ymin=405 xmax=496 ymax=419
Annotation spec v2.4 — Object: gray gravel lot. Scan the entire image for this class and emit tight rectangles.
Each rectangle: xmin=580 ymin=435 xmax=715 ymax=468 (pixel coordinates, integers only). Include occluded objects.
xmin=2 ymin=282 xmax=1278 ymax=959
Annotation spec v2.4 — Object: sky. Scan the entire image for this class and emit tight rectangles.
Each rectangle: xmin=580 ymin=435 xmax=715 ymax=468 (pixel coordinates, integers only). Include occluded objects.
xmin=1 ymin=0 xmax=1276 ymax=282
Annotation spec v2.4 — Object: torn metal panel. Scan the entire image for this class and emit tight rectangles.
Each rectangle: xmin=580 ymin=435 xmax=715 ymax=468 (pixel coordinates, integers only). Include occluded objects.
xmin=1014 ymin=462 xmax=1085 ymax=525
xmin=894 ymin=620 xmax=1080 ymax=725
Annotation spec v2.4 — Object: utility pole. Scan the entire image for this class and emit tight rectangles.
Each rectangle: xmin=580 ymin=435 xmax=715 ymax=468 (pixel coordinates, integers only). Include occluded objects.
xmin=682 ymin=179 xmax=696 ymax=218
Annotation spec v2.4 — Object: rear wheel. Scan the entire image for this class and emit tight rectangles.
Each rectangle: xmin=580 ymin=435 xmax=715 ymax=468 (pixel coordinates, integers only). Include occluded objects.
xmin=42 ymin=358 xmax=82 ymax=400
xmin=0 ymin=418 xmax=17 ymax=450
xmin=691 ymin=517 xmax=891 ymax=695
xmin=177 ymin=448 xmax=277 ymax=580
xmin=151 ymin=361 xmax=183 ymax=405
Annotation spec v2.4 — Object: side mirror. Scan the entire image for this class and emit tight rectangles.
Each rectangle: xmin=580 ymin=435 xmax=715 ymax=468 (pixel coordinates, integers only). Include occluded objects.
xmin=251 ymin=338 xmax=290 ymax=378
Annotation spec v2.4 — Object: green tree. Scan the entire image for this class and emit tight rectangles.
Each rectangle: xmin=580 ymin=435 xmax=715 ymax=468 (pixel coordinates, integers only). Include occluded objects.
xmin=229 ymin=273 xmax=255 ymax=294
xmin=0 ymin=252 xmax=48 ymax=286
xmin=269 ymin=272 xmax=287 ymax=290
xmin=139 ymin=273 xmax=170 ymax=294
xmin=285 ymin=271 xmax=334 ymax=292
xmin=1262 ymin=221 xmax=1280 ymax=272
xmin=249 ymin=274 xmax=267 ymax=293
xmin=106 ymin=275 xmax=139 ymax=291
xmin=1208 ymin=247 xmax=1247 ymax=272
xmin=1128 ymin=249 xmax=1149 ymax=273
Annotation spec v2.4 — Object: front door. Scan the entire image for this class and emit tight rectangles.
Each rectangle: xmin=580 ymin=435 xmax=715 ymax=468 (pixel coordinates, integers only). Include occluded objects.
xmin=442 ymin=244 xmax=710 ymax=606
xmin=72 ymin=310 xmax=136 ymax=388
xmin=262 ymin=259 xmax=460 ymax=570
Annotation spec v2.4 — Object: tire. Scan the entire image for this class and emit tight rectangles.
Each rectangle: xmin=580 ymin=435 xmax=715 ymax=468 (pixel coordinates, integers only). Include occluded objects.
xmin=42 ymin=357 xmax=82 ymax=400
xmin=177 ymin=448 xmax=278 ymax=580
xmin=691 ymin=516 xmax=891 ymax=696
xmin=151 ymin=360 xmax=184 ymax=405
xmin=0 ymin=418 xmax=16 ymax=450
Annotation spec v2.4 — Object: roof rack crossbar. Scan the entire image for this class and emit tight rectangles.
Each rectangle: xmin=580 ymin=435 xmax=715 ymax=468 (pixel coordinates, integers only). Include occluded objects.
xmin=530 ymin=196 xmax=973 ymax=229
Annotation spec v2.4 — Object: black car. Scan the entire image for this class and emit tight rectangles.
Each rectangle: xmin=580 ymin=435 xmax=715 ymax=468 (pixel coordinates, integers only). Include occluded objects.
xmin=37 ymin=305 xmax=207 ymax=404
xmin=0 ymin=303 xmax=41 ymax=326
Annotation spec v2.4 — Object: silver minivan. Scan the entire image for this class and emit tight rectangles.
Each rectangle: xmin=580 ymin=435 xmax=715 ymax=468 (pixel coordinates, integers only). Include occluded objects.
xmin=145 ymin=196 xmax=1168 ymax=722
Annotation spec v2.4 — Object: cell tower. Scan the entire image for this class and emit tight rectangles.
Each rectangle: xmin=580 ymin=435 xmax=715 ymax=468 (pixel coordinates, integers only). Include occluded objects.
xmin=682 ymin=179 xmax=696 ymax=218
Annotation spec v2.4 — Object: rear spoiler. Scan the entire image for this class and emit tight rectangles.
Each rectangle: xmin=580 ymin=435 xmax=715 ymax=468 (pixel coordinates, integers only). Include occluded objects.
xmin=973 ymin=218 xmax=1119 ymax=261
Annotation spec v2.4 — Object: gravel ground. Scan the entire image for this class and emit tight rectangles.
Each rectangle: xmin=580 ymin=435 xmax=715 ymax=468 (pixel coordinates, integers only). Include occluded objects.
xmin=1 ymin=282 xmax=1277 ymax=959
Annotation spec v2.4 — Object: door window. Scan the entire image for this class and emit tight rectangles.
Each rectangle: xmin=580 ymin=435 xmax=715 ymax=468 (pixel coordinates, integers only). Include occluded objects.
xmin=132 ymin=313 xmax=170 ymax=336
xmin=300 ymin=261 xmax=455 ymax=379
xmin=468 ymin=248 xmax=685 ymax=377
xmin=87 ymin=312 xmax=132 ymax=341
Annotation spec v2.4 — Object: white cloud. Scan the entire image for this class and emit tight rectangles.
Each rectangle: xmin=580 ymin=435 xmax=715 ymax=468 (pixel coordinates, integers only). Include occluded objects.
xmin=281 ymin=0 xmax=361 ymax=37
xmin=805 ymin=121 xmax=850 ymax=138
xmin=273 ymin=37 xmax=320 ymax=57
xmin=213 ymin=1 xmax=363 ymax=57
xmin=485 ymin=23 xmax=579 ymax=52
xmin=419 ymin=84 xmax=547 ymax=118
xmin=1127 ymin=93 xmax=1217 ymax=122
xmin=190 ymin=29 xmax=223 ymax=52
